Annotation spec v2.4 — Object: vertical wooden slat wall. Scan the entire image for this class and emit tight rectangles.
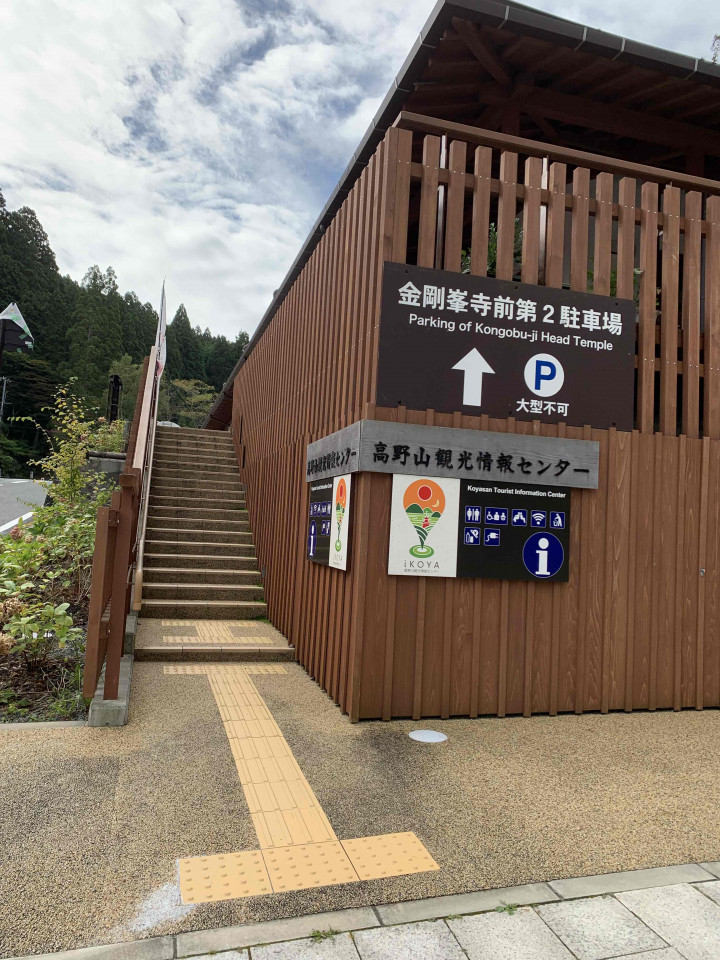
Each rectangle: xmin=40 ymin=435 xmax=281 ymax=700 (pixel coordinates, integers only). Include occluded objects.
xmin=232 ymin=122 xmax=720 ymax=720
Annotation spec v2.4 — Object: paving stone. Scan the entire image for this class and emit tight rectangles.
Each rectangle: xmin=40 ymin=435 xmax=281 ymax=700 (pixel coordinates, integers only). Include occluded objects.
xmin=699 ymin=863 xmax=720 ymax=880
xmin=250 ymin=933 xmax=359 ymax=960
xmin=536 ymin=896 xmax=665 ymax=960
xmin=695 ymin=881 xmax=720 ymax=906
xmin=612 ymin=951 xmax=683 ymax=960
xmin=448 ymin=907 xmax=573 ymax=959
xmin=191 ymin=953 xmax=248 ymax=960
xmin=9 ymin=938 xmax=174 ymax=960
xmin=549 ymin=863 xmax=715 ymax=899
xmin=354 ymin=920 xmax=465 ymax=960
xmin=176 ymin=907 xmax=379 ymax=956
xmin=617 ymin=883 xmax=720 ymax=959
xmin=376 ymin=882 xmax=559 ymax=925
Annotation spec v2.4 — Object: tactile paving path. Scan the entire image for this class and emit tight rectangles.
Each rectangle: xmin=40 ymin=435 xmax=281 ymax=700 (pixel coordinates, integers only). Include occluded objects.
xmin=342 ymin=832 xmax=440 ymax=880
xmin=179 ymin=850 xmax=272 ymax=902
xmin=167 ymin=662 xmax=439 ymax=903
xmin=159 ymin=620 xmax=276 ymax=645
xmin=263 ymin=841 xmax=358 ymax=892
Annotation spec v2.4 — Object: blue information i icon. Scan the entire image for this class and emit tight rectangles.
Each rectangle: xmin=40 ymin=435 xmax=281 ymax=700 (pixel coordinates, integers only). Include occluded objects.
xmin=308 ymin=520 xmax=317 ymax=557
xmin=523 ymin=532 xmax=564 ymax=578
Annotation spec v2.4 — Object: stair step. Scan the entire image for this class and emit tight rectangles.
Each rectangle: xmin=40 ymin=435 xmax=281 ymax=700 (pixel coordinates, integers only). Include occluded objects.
xmin=143 ymin=567 xmax=262 ymax=585
xmin=153 ymin=439 xmax=235 ymax=452
xmin=151 ymin=478 xmax=244 ymax=494
xmin=140 ymin=599 xmax=268 ymax=619
xmin=146 ymin=526 xmax=253 ymax=543
xmin=143 ymin=539 xmax=256 ymax=556
xmin=143 ymin=583 xmax=265 ymax=602
xmin=135 ymin=646 xmax=293 ymax=663
xmin=149 ymin=495 xmax=246 ymax=511
xmin=155 ymin=427 xmax=231 ymax=440
xmin=153 ymin=467 xmax=240 ymax=482
xmin=153 ymin=458 xmax=239 ymax=473
xmin=143 ymin=552 xmax=258 ymax=569
xmin=153 ymin=452 xmax=235 ymax=463
xmin=148 ymin=506 xmax=249 ymax=523
xmin=147 ymin=516 xmax=250 ymax=532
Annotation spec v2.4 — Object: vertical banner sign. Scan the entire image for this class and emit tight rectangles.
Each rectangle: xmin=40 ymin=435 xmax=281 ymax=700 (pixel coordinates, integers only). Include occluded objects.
xmin=329 ymin=474 xmax=351 ymax=571
xmin=388 ymin=475 xmax=460 ymax=577
xmin=308 ymin=480 xmax=333 ymax=565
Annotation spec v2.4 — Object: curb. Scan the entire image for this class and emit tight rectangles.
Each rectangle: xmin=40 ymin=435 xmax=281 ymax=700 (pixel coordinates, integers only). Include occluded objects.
xmin=0 ymin=719 xmax=87 ymax=730
xmin=5 ymin=861 xmax=720 ymax=960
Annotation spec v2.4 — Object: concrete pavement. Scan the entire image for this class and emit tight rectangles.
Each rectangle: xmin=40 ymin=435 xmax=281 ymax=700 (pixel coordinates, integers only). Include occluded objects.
xmin=7 ymin=867 xmax=720 ymax=959
xmin=0 ymin=478 xmax=46 ymax=531
xmin=4 ymin=659 xmax=720 ymax=954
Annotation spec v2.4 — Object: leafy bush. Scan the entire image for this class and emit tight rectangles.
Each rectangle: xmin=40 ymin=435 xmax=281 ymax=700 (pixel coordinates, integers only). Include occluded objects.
xmin=90 ymin=417 xmax=126 ymax=453
xmin=6 ymin=602 xmax=82 ymax=670
xmin=11 ymin=380 xmax=110 ymax=506
xmin=0 ymin=381 xmax=112 ymax=719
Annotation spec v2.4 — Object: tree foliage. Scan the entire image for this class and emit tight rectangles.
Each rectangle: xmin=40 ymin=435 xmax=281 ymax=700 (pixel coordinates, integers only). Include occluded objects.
xmin=0 ymin=189 xmax=248 ymax=466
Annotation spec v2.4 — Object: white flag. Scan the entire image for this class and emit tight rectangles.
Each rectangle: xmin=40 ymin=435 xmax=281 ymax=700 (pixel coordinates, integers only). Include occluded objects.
xmin=156 ymin=283 xmax=167 ymax=378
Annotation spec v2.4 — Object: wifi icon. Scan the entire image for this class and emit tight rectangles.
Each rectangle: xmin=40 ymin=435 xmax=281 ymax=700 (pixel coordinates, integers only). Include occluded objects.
xmin=531 ymin=511 xmax=546 ymax=528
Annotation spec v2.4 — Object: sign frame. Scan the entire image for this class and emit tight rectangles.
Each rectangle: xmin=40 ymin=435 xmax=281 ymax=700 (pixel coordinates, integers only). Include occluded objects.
xmin=307 ymin=419 xmax=599 ymax=489
xmin=376 ymin=261 xmax=636 ymax=431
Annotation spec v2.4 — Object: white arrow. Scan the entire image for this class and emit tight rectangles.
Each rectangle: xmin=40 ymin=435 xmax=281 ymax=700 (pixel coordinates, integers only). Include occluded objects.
xmin=452 ymin=348 xmax=495 ymax=407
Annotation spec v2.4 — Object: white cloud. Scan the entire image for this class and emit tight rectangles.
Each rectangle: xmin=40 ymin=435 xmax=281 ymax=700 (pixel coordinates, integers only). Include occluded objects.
xmin=0 ymin=0 xmax=717 ymax=339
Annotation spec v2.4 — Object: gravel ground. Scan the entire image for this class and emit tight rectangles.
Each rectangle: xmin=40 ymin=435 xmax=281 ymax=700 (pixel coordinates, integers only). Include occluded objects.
xmin=2 ymin=661 xmax=720 ymax=956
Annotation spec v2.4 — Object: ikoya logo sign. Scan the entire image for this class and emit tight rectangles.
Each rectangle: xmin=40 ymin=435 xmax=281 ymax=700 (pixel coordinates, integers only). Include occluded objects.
xmin=389 ymin=475 xmax=459 ymax=577
xmin=329 ymin=474 xmax=351 ymax=571
xmin=334 ymin=477 xmax=347 ymax=551
xmin=403 ymin=478 xmax=445 ymax=558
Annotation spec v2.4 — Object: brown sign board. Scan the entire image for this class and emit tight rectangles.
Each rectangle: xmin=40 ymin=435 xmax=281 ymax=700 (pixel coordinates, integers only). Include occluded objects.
xmin=376 ymin=262 xmax=636 ymax=431
xmin=306 ymin=419 xmax=599 ymax=489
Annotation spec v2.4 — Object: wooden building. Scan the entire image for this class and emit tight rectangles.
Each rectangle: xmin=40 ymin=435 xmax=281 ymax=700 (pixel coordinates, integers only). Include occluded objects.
xmin=205 ymin=0 xmax=720 ymax=720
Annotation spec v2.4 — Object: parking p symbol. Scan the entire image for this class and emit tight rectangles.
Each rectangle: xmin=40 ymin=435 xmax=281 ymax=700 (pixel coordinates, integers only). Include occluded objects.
xmin=524 ymin=353 xmax=565 ymax=398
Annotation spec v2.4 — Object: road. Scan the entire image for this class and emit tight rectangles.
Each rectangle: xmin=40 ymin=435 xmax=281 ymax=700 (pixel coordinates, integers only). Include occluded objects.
xmin=0 ymin=478 xmax=47 ymax=532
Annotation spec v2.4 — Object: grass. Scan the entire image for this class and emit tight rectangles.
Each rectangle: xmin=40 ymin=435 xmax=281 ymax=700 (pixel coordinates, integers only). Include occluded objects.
xmin=495 ymin=903 xmax=520 ymax=915
xmin=310 ymin=929 xmax=339 ymax=942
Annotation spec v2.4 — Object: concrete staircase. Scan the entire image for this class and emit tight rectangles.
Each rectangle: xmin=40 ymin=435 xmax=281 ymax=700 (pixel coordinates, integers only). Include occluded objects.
xmin=140 ymin=427 xmax=267 ymax=620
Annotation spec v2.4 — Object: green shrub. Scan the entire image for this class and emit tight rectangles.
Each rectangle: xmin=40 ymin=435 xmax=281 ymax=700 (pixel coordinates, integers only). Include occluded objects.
xmin=90 ymin=417 xmax=126 ymax=453
xmin=6 ymin=602 xmax=82 ymax=670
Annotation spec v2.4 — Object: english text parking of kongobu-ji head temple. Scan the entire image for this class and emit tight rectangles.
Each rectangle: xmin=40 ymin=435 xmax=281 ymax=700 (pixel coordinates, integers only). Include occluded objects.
xmin=204 ymin=0 xmax=720 ymax=721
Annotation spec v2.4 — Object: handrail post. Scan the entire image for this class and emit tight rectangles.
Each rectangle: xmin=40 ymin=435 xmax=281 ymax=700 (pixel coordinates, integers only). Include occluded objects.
xmin=104 ymin=470 xmax=139 ymax=699
xmin=82 ymin=505 xmax=112 ymax=697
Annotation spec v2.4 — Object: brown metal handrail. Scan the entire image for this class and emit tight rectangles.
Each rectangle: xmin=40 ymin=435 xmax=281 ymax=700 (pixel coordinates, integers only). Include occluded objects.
xmin=132 ymin=345 xmax=161 ymax=611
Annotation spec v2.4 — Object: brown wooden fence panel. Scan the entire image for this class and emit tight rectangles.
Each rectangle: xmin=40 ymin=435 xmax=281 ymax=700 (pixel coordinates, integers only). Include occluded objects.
xmin=229 ymin=119 xmax=720 ymax=720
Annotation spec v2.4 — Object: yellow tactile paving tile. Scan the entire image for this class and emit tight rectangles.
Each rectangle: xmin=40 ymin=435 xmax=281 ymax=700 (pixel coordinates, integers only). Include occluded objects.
xmin=341 ymin=832 xmax=440 ymax=881
xmin=150 ymin=620 xmax=285 ymax=647
xmin=167 ymin=661 xmax=441 ymax=905
xmin=178 ymin=850 xmax=272 ymax=903
xmin=262 ymin=841 xmax=359 ymax=893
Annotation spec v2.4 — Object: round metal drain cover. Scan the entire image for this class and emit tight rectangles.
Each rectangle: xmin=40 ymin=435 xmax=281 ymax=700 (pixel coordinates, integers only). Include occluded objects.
xmin=409 ymin=729 xmax=447 ymax=743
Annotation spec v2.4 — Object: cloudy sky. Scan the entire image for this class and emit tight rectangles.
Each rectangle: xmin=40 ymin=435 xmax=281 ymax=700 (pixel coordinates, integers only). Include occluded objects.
xmin=0 ymin=1 xmax=718 ymax=339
